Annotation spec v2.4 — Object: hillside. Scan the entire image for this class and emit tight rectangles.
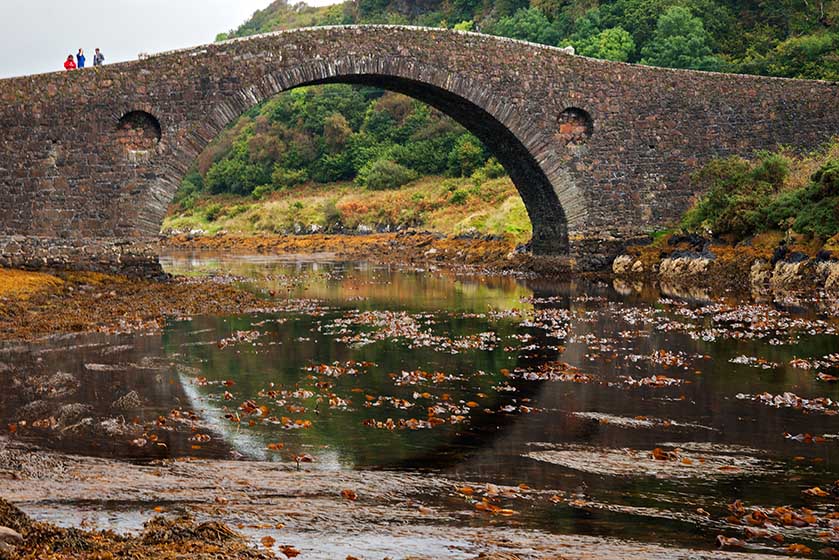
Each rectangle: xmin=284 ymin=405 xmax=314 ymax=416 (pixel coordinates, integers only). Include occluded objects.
xmin=221 ymin=0 xmax=839 ymax=78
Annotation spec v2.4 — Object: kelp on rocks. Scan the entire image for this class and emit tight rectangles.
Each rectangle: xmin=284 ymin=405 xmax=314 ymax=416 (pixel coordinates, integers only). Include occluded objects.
xmin=0 ymin=498 xmax=275 ymax=560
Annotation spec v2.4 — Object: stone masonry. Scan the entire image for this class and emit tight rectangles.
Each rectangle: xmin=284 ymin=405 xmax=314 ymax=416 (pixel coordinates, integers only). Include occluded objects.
xmin=1 ymin=25 xmax=839 ymax=273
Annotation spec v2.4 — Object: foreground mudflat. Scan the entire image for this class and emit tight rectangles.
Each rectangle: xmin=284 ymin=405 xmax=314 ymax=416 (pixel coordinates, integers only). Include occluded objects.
xmin=2 ymin=250 xmax=839 ymax=559
xmin=0 ymin=444 xmax=791 ymax=560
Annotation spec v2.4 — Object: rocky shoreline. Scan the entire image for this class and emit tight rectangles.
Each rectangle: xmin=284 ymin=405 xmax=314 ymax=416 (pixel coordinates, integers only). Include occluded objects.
xmin=0 ymin=271 xmax=263 ymax=342
xmin=612 ymin=234 xmax=839 ymax=299
xmin=5 ymin=232 xmax=839 ymax=343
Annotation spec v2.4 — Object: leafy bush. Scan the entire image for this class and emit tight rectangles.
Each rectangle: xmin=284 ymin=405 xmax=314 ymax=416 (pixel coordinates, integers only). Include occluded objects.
xmin=472 ymin=158 xmax=507 ymax=183
xmin=450 ymin=189 xmax=469 ymax=205
xmin=206 ymin=158 xmax=270 ymax=196
xmin=682 ymin=153 xmax=839 ymax=240
xmin=356 ymin=159 xmax=419 ymax=190
xmin=252 ymin=184 xmax=274 ymax=200
xmin=172 ymin=172 xmax=203 ymax=210
xmin=271 ymin=167 xmax=308 ymax=189
xmin=448 ymin=134 xmax=487 ymax=177
xmin=204 ymin=203 xmax=224 ymax=222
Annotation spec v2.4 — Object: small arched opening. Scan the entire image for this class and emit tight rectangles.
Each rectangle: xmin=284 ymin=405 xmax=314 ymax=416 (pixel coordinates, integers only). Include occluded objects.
xmin=116 ymin=110 xmax=162 ymax=153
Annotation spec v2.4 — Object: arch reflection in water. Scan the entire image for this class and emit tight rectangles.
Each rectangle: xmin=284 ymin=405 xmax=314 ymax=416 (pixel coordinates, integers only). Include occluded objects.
xmin=162 ymin=253 xmax=553 ymax=469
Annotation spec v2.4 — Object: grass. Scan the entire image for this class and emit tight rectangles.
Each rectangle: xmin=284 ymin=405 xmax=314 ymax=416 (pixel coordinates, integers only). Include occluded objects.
xmin=163 ymin=175 xmax=533 ymax=244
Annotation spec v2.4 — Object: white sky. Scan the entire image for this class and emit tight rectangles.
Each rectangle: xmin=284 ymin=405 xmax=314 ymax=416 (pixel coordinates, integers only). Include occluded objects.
xmin=0 ymin=0 xmax=337 ymax=78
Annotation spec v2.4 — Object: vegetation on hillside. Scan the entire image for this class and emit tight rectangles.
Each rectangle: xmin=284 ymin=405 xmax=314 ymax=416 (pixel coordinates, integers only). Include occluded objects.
xmin=680 ymin=140 xmax=839 ymax=242
xmin=221 ymin=0 xmax=839 ymax=77
xmin=165 ymin=172 xmax=532 ymax=242
xmin=172 ymin=87 xmax=490 ymax=206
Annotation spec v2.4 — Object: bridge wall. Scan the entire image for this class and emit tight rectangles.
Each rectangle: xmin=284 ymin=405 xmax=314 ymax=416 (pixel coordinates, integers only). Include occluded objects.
xmin=1 ymin=26 xmax=838 ymax=272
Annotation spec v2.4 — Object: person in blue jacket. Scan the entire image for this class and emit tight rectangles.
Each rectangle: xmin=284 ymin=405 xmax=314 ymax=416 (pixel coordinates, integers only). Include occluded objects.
xmin=77 ymin=49 xmax=86 ymax=68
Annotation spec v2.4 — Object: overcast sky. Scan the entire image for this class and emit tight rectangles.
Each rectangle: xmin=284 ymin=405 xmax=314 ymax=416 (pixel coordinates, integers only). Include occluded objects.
xmin=0 ymin=0 xmax=336 ymax=78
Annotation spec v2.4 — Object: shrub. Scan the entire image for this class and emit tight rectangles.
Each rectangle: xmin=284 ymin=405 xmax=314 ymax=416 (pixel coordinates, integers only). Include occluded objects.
xmin=793 ymin=197 xmax=839 ymax=238
xmin=310 ymin=152 xmax=354 ymax=183
xmin=272 ymin=166 xmax=308 ymax=189
xmin=450 ymin=189 xmax=469 ymax=205
xmin=172 ymin=172 xmax=203 ymax=210
xmin=322 ymin=199 xmax=342 ymax=230
xmin=206 ymin=158 xmax=270 ymax=196
xmin=448 ymin=134 xmax=487 ymax=177
xmin=751 ymin=152 xmax=790 ymax=187
xmin=813 ymin=160 xmax=839 ymax=197
xmin=252 ymin=184 xmax=274 ymax=200
xmin=355 ymin=158 xmax=418 ymax=190
xmin=204 ymin=203 xmax=224 ymax=222
xmin=682 ymin=152 xmax=839 ymax=240
xmin=471 ymin=158 xmax=507 ymax=183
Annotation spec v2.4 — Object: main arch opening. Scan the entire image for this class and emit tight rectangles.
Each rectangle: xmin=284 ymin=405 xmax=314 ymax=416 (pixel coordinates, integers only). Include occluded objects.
xmin=161 ymin=76 xmax=569 ymax=256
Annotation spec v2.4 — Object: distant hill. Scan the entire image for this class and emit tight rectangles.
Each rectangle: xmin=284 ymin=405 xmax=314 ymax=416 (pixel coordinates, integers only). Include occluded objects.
xmin=221 ymin=0 xmax=839 ymax=80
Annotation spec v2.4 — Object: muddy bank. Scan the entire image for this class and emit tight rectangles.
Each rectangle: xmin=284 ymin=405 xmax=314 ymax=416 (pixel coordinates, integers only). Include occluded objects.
xmin=612 ymin=232 xmax=839 ymax=298
xmin=0 ymin=270 xmax=262 ymax=342
xmin=0 ymin=441 xmax=791 ymax=560
xmin=161 ymin=232 xmax=562 ymax=273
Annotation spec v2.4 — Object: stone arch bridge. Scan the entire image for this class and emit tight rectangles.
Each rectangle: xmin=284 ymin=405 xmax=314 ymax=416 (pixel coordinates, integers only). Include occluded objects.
xmin=1 ymin=25 xmax=838 ymax=273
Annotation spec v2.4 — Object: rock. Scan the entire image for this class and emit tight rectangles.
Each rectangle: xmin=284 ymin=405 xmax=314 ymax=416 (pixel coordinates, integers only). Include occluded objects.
xmin=750 ymin=259 xmax=772 ymax=290
xmin=659 ymin=256 xmax=712 ymax=279
xmin=111 ymin=390 xmax=142 ymax=411
xmin=818 ymin=260 xmax=839 ymax=293
xmin=559 ymin=45 xmax=575 ymax=55
xmin=424 ymin=248 xmax=438 ymax=257
xmin=0 ymin=526 xmax=22 ymax=544
xmin=770 ymin=260 xmax=811 ymax=290
xmin=14 ymin=400 xmax=53 ymax=421
xmin=612 ymin=255 xmax=634 ymax=275
xmin=57 ymin=403 xmax=94 ymax=426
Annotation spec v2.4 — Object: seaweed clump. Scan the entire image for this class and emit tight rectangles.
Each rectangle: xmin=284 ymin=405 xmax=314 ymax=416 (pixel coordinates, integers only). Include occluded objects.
xmin=0 ymin=498 xmax=276 ymax=560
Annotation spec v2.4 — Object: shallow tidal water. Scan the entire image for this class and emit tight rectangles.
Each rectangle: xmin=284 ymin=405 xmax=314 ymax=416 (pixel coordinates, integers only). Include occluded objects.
xmin=3 ymin=251 xmax=839 ymax=557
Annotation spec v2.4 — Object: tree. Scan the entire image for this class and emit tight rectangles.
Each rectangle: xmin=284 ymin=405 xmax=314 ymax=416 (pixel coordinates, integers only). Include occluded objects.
xmin=576 ymin=27 xmax=636 ymax=61
xmin=323 ymin=113 xmax=353 ymax=153
xmin=448 ymin=134 xmax=487 ymax=176
xmin=640 ymin=6 xmax=723 ymax=70
xmin=491 ymin=8 xmax=560 ymax=45
xmin=763 ymin=32 xmax=839 ymax=80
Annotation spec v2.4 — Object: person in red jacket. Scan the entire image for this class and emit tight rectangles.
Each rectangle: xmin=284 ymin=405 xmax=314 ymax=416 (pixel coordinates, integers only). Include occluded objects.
xmin=64 ymin=55 xmax=76 ymax=71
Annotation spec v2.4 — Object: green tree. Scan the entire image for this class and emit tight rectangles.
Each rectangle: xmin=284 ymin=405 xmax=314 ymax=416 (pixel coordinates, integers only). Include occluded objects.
xmin=323 ymin=113 xmax=353 ymax=153
xmin=205 ymin=158 xmax=271 ymax=196
xmin=356 ymin=158 xmax=419 ymax=190
xmin=448 ymin=134 xmax=487 ymax=176
xmin=491 ymin=8 xmax=560 ymax=45
xmin=763 ymin=32 xmax=839 ymax=80
xmin=576 ymin=26 xmax=636 ymax=61
xmin=640 ymin=6 xmax=723 ymax=70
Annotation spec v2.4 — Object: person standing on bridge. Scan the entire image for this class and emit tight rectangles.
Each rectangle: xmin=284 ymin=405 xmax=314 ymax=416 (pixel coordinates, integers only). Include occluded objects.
xmin=93 ymin=48 xmax=105 ymax=66
xmin=64 ymin=55 xmax=76 ymax=71
xmin=77 ymin=49 xmax=86 ymax=69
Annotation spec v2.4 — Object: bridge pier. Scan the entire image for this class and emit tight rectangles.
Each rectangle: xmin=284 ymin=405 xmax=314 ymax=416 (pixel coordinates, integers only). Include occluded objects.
xmin=0 ymin=236 xmax=165 ymax=279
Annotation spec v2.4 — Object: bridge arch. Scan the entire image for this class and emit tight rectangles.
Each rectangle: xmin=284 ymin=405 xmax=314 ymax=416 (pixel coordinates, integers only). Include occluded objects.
xmin=135 ymin=56 xmax=576 ymax=255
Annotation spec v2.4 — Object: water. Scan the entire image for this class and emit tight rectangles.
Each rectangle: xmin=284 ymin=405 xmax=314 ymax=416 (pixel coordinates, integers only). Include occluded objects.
xmin=3 ymin=250 xmax=839 ymax=556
